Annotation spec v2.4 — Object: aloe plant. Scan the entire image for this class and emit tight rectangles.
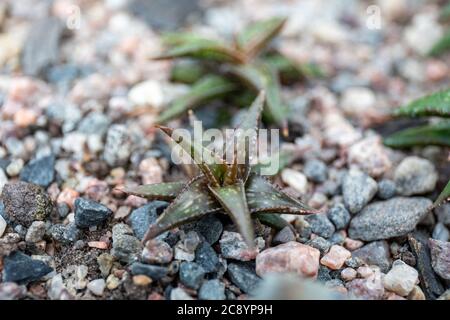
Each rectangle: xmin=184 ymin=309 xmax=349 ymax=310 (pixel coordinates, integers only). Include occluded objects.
xmin=154 ymin=17 xmax=322 ymax=130
xmin=384 ymin=88 xmax=450 ymax=207
xmin=123 ymin=93 xmax=317 ymax=246
xmin=429 ymin=3 xmax=450 ymax=56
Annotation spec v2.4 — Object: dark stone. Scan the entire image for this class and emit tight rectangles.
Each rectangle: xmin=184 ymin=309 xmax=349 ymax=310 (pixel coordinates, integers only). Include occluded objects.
xmin=57 ymin=202 xmax=70 ymax=218
xmin=352 ymin=241 xmax=392 ymax=273
xmin=198 ymin=279 xmax=226 ymax=300
xmin=128 ymin=0 xmax=202 ymax=31
xmin=317 ymin=266 xmax=332 ymax=282
xmin=2 ymin=181 xmax=53 ymax=227
xmin=327 ymin=204 xmax=351 ymax=230
xmin=195 ymin=241 xmax=220 ymax=273
xmin=307 ymin=237 xmax=331 ymax=254
xmin=129 ymin=262 xmax=168 ymax=280
xmin=377 ymin=179 xmax=396 ymax=200
xmin=74 ymin=198 xmax=112 ymax=229
xmin=0 ymin=158 xmax=11 ymax=171
xmin=0 ymin=201 xmax=10 ymax=224
xmin=3 ymin=251 xmax=53 ymax=285
xmin=305 ymin=213 xmax=335 ymax=239
xmin=273 ymin=226 xmax=296 ymax=245
xmin=189 ymin=214 xmax=223 ymax=244
xmin=21 ymin=17 xmax=65 ymax=76
xmin=227 ymin=262 xmax=260 ymax=294
xmin=179 ymin=262 xmax=205 ymax=289
xmin=20 ymin=155 xmax=55 ymax=188
xmin=127 ymin=201 xmax=168 ymax=240
xmin=408 ymin=231 xmax=445 ymax=300
xmin=329 ymin=232 xmax=346 ymax=246
xmin=429 ymin=238 xmax=450 ymax=280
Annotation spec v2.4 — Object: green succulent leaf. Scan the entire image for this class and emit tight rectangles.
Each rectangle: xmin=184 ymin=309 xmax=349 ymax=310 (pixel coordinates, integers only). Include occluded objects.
xmin=429 ymin=29 xmax=450 ymax=57
xmin=434 ymin=179 xmax=450 ymax=208
xmin=157 ymin=125 xmax=227 ymax=186
xmin=237 ymin=17 xmax=287 ymax=58
xmin=157 ymin=75 xmax=236 ymax=123
xmin=170 ymin=61 xmax=207 ymax=84
xmin=393 ymin=88 xmax=450 ymax=118
xmin=246 ymin=174 xmax=317 ymax=214
xmin=142 ymin=177 xmax=221 ymax=242
xmin=384 ymin=121 xmax=450 ymax=147
xmin=121 ymin=182 xmax=186 ymax=200
xmin=209 ymin=181 xmax=254 ymax=246
xmin=156 ymin=33 xmax=245 ymax=63
xmin=255 ymin=213 xmax=292 ymax=230
xmin=231 ymin=62 xmax=289 ymax=126
xmin=264 ymin=53 xmax=325 ymax=83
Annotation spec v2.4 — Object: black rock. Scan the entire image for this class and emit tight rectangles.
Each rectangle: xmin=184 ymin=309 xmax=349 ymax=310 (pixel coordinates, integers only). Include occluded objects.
xmin=21 ymin=17 xmax=65 ymax=76
xmin=329 ymin=232 xmax=346 ymax=246
xmin=198 ymin=279 xmax=226 ymax=300
xmin=128 ymin=0 xmax=202 ymax=31
xmin=190 ymin=214 xmax=223 ymax=244
xmin=179 ymin=262 xmax=205 ymax=289
xmin=129 ymin=262 xmax=168 ymax=280
xmin=2 ymin=181 xmax=53 ymax=227
xmin=352 ymin=240 xmax=392 ymax=273
xmin=3 ymin=251 xmax=53 ymax=285
xmin=20 ymin=155 xmax=55 ymax=188
xmin=273 ymin=226 xmax=296 ymax=245
xmin=74 ymin=198 xmax=112 ymax=229
xmin=128 ymin=201 xmax=168 ymax=240
xmin=305 ymin=213 xmax=335 ymax=239
xmin=195 ymin=241 xmax=220 ymax=273
xmin=327 ymin=204 xmax=351 ymax=230
xmin=408 ymin=231 xmax=445 ymax=300
xmin=317 ymin=266 xmax=332 ymax=282
xmin=227 ymin=262 xmax=260 ymax=294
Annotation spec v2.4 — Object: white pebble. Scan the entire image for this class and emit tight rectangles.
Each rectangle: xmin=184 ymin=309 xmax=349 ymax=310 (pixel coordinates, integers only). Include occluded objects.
xmin=281 ymin=169 xmax=308 ymax=194
xmin=383 ymin=260 xmax=418 ymax=296
xmin=87 ymin=279 xmax=106 ymax=296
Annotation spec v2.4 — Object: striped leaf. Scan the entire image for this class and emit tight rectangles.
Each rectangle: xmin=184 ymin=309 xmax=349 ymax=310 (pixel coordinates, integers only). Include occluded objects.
xmin=393 ymin=88 xmax=450 ymax=118
xmin=384 ymin=121 xmax=450 ymax=148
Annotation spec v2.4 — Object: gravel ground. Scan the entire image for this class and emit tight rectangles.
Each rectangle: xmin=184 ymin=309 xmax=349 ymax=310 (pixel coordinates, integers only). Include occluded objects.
xmin=0 ymin=0 xmax=449 ymax=300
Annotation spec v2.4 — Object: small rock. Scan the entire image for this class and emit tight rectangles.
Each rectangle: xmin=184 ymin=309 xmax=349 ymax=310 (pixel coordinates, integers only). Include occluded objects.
xmin=341 ymin=87 xmax=376 ymax=118
xmin=320 ymin=245 xmax=352 ymax=270
xmin=74 ymin=198 xmax=112 ymax=229
xmin=87 ymin=279 xmax=106 ymax=296
xmin=281 ymin=169 xmax=308 ymax=194
xmin=48 ymin=274 xmax=71 ymax=300
xmin=103 ymin=124 xmax=132 ymax=167
xmin=170 ymin=287 xmax=193 ymax=300
xmin=304 ymin=159 xmax=328 ymax=183
xmin=195 ymin=241 xmax=220 ymax=273
xmin=256 ymin=242 xmax=320 ymax=278
xmin=342 ymin=169 xmax=377 ymax=214
xmin=189 ymin=214 xmax=223 ymax=244
xmin=341 ymin=268 xmax=357 ymax=281
xmin=2 ymin=251 xmax=53 ymax=285
xmin=352 ymin=241 xmax=392 ymax=273
xmin=227 ymin=262 xmax=260 ymax=294
xmin=343 ymin=238 xmax=364 ymax=251
xmin=429 ymin=239 xmax=450 ymax=280
xmin=19 ymin=155 xmax=55 ymax=188
xmin=127 ymin=201 xmax=168 ymax=240
xmin=179 ymin=262 xmax=205 ymax=289
xmin=174 ymin=231 xmax=201 ymax=262
xmin=129 ymin=262 xmax=168 ymax=280
xmin=0 ymin=282 xmax=27 ymax=300
xmin=0 ymin=214 xmax=6 ymax=237
xmin=305 ymin=213 xmax=335 ymax=238
xmin=408 ymin=285 xmax=426 ymax=300
xmin=128 ymin=80 xmax=164 ymax=108
xmin=106 ymin=274 xmax=120 ymax=290
xmin=142 ymin=239 xmax=173 ymax=264
xmin=219 ymin=231 xmax=260 ymax=261
xmin=327 ymin=204 xmax=351 ymax=229
xmin=25 ymin=221 xmax=46 ymax=243
xmin=377 ymin=179 xmax=397 ymax=200
xmin=347 ymin=136 xmax=391 ymax=178
xmin=199 ymin=279 xmax=226 ymax=300
xmin=432 ymin=223 xmax=450 ymax=242
xmin=346 ymin=270 xmax=385 ymax=300
xmin=97 ymin=253 xmax=115 ymax=277
xmin=2 ymin=181 xmax=53 ymax=227
xmin=6 ymin=159 xmax=24 ymax=177
xmin=0 ymin=168 xmax=7 ymax=194
xmin=272 ymin=226 xmax=296 ymax=245
xmin=111 ymin=223 xmax=142 ymax=263
xmin=306 ymin=236 xmax=331 ymax=254
xmin=394 ymin=156 xmax=438 ymax=196
xmin=349 ymin=197 xmax=432 ymax=241
xmin=435 ymin=204 xmax=450 ymax=228
xmin=383 ymin=260 xmax=418 ymax=296
xmin=132 ymin=275 xmax=152 ymax=286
